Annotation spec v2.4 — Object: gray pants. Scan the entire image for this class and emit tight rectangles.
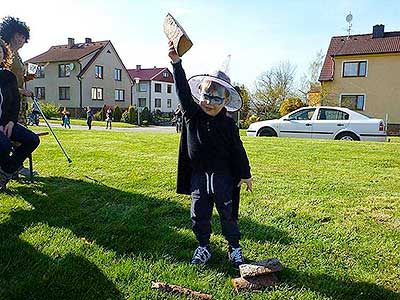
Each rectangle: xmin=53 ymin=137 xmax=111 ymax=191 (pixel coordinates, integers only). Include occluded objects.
xmin=190 ymin=172 xmax=240 ymax=247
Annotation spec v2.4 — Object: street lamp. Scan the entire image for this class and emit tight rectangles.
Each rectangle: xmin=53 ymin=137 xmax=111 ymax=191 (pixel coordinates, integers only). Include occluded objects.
xmin=134 ymin=77 xmax=141 ymax=126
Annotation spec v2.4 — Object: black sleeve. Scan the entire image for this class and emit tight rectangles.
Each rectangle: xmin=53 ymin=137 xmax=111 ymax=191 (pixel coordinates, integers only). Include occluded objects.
xmin=6 ymin=72 xmax=20 ymax=124
xmin=172 ymin=60 xmax=199 ymax=120
xmin=231 ymin=120 xmax=251 ymax=179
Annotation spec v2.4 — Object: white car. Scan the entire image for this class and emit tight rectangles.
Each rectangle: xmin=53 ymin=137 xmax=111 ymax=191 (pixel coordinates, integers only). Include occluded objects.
xmin=247 ymin=106 xmax=387 ymax=142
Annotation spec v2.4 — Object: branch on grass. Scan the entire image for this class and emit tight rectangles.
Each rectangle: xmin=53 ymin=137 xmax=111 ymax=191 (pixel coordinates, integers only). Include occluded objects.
xmin=151 ymin=281 xmax=213 ymax=299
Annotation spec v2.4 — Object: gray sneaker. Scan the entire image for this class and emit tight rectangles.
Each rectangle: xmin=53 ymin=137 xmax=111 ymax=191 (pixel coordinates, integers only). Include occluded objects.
xmin=191 ymin=246 xmax=212 ymax=265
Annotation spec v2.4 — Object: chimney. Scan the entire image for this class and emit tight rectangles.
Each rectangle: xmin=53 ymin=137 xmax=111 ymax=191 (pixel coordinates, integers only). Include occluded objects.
xmin=68 ymin=38 xmax=75 ymax=48
xmin=372 ymin=24 xmax=385 ymax=38
xmin=85 ymin=37 xmax=92 ymax=43
xmin=136 ymin=65 xmax=141 ymax=70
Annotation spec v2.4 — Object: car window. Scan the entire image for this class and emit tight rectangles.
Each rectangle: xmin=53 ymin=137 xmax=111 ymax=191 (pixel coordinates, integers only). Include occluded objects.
xmin=317 ymin=109 xmax=349 ymax=120
xmin=289 ymin=108 xmax=316 ymax=120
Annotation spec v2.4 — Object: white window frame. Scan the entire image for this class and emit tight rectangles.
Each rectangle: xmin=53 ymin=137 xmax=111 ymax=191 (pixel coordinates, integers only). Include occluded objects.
xmin=115 ymin=89 xmax=125 ymax=101
xmin=139 ymin=83 xmax=147 ymax=92
xmin=339 ymin=93 xmax=367 ymax=111
xmin=341 ymin=59 xmax=368 ymax=78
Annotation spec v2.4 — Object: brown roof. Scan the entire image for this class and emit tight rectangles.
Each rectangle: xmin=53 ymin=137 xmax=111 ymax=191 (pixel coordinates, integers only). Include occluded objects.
xmin=128 ymin=67 xmax=174 ymax=83
xmin=319 ymin=31 xmax=400 ymax=81
xmin=26 ymin=40 xmax=109 ymax=63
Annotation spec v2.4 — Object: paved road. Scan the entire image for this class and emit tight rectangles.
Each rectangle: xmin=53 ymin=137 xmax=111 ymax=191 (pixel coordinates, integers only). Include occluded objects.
xmin=37 ymin=122 xmax=177 ymax=133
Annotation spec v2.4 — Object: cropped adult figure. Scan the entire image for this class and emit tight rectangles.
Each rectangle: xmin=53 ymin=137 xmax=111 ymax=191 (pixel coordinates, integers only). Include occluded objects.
xmin=0 ymin=38 xmax=40 ymax=191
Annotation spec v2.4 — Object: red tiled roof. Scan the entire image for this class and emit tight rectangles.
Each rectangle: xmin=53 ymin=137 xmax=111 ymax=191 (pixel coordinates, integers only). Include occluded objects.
xmin=26 ymin=41 xmax=109 ymax=63
xmin=128 ymin=67 xmax=174 ymax=83
xmin=319 ymin=31 xmax=400 ymax=81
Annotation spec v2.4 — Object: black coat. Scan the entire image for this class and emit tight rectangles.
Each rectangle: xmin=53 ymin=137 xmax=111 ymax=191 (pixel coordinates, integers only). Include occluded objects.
xmin=173 ymin=60 xmax=251 ymax=220
xmin=0 ymin=69 xmax=20 ymax=126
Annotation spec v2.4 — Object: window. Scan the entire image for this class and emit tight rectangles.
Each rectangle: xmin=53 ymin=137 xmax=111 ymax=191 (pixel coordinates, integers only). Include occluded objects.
xmin=95 ymin=65 xmax=103 ymax=79
xmin=35 ymin=87 xmax=45 ymax=99
xmin=58 ymin=64 xmax=71 ymax=77
xmin=340 ymin=95 xmax=365 ymax=110
xmin=59 ymin=87 xmax=70 ymax=100
xmin=139 ymin=83 xmax=147 ymax=92
xmin=36 ymin=66 xmax=45 ymax=78
xmin=167 ymin=85 xmax=172 ymax=93
xmin=288 ymin=108 xmax=316 ymax=120
xmin=163 ymin=71 xmax=169 ymax=78
xmin=155 ymin=83 xmax=162 ymax=93
xmin=114 ymin=68 xmax=122 ymax=81
xmin=115 ymin=89 xmax=125 ymax=101
xmin=155 ymin=98 xmax=161 ymax=108
xmin=318 ymin=109 xmax=349 ymax=120
xmin=167 ymin=99 xmax=172 ymax=108
xmin=138 ymin=98 xmax=146 ymax=107
xmin=91 ymin=87 xmax=103 ymax=100
xmin=343 ymin=61 xmax=367 ymax=77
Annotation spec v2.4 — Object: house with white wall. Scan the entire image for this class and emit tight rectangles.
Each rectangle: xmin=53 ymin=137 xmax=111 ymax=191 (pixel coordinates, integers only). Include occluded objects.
xmin=128 ymin=65 xmax=178 ymax=113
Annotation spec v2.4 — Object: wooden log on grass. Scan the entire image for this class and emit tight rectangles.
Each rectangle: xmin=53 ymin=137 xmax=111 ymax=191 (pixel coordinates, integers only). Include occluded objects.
xmin=151 ymin=281 xmax=213 ymax=300
xmin=231 ymin=273 xmax=279 ymax=291
xmin=239 ymin=258 xmax=282 ymax=278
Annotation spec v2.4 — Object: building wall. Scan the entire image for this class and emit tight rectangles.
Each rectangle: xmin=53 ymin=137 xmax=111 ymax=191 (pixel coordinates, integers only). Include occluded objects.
xmin=322 ymin=53 xmax=400 ymax=123
xmin=132 ymin=80 xmax=178 ymax=112
xmin=26 ymin=61 xmax=81 ymax=108
xmin=80 ymin=43 xmax=132 ymax=109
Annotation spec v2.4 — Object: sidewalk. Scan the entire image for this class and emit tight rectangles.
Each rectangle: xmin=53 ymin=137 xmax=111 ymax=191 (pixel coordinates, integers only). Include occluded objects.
xmin=37 ymin=122 xmax=176 ymax=133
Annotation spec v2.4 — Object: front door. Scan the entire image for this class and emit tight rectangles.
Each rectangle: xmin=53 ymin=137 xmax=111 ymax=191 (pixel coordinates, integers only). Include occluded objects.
xmin=279 ymin=108 xmax=316 ymax=139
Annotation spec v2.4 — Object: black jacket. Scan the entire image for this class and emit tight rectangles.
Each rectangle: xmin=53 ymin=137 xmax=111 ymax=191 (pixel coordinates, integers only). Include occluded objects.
xmin=0 ymin=69 xmax=20 ymax=126
xmin=173 ymin=60 xmax=251 ymax=197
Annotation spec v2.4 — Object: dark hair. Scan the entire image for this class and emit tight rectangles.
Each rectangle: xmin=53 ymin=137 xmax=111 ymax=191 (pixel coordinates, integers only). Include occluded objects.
xmin=0 ymin=16 xmax=30 ymax=44
xmin=0 ymin=40 xmax=13 ymax=69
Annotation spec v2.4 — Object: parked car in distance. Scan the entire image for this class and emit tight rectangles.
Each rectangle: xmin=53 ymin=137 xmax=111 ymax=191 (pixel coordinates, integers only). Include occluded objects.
xmin=247 ymin=106 xmax=387 ymax=142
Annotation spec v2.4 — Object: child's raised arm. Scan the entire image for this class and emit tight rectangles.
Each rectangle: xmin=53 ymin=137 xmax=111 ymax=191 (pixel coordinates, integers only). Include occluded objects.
xmin=168 ymin=41 xmax=198 ymax=120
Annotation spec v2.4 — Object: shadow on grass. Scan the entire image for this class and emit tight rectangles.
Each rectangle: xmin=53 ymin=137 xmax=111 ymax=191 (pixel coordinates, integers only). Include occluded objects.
xmin=281 ymin=267 xmax=399 ymax=300
xmin=2 ymin=176 xmax=397 ymax=299
xmin=8 ymin=177 xmax=289 ymax=271
xmin=0 ymin=222 xmax=122 ymax=300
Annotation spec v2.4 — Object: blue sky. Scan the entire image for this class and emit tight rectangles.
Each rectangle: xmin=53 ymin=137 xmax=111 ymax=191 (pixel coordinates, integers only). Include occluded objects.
xmin=3 ymin=0 xmax=400 ymax=88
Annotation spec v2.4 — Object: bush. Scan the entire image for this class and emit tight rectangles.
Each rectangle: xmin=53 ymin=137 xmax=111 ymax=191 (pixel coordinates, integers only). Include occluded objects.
xmin=93 ymin=110 xmax=102 ymax=121
xmin=279 ymin=98 xmax=304 ymax=116
xmin=128 ymin=106 xmax=137 ymax=124
xmin=240 ymin=115 xmax=258 ymax=129
xmin=120 ymin=111 xmax=129 ymax=123
xmin=114 ymin=106 xmax=122 ymax=122
xmin=38 ymin=101 xmax=60 ymax=119
xmin=140 ymin=107 xmax=152 ymax=124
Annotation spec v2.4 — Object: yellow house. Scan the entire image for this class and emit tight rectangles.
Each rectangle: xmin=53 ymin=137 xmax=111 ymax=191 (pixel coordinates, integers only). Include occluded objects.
xmin=319 ymin=25 xmax=400 ymax=134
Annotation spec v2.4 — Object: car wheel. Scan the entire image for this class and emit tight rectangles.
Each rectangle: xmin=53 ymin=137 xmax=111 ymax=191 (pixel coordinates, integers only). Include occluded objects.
xmin=257 ymin=127 xmax=277 ymax=137
xmin=336 ymin=132 xmax=359 ymax=141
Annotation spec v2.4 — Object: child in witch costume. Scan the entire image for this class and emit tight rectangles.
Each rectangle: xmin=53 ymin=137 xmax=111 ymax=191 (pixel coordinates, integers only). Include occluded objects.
xmin=168 ymin=42 xmax=252 ymax=268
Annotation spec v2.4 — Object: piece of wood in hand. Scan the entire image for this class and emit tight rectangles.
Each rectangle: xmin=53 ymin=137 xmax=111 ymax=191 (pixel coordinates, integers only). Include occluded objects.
xmin=239 ymin=258 xmax=282 ymax=278
xmin=231 ymin=273 xmax=279 ymax=292
xmin=151 ymin=281 xmax=213 ymax=300
xmin=163 ymin=13 xmax=193 ymax=57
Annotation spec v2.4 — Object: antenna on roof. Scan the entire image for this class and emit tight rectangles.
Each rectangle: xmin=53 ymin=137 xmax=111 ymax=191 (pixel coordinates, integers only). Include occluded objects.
xmin=346 ymin=12 xmax=353 ymax=39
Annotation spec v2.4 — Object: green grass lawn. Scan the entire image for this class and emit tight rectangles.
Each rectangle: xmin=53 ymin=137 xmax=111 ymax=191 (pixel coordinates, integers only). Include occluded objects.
xmin=1 ymin=131 xmax=399 ymax=300
xmin=46 ymin=118 xmax=138 ymax=128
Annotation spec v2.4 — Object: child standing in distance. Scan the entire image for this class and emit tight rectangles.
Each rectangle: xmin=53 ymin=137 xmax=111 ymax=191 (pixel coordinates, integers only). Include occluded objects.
xmin=168 ymin=41 xmax=252 ymax=268
xmin=86 ymin=106 xmax=93 ymax=130
xmin=105 ymin=108 xmax=113 ymax=129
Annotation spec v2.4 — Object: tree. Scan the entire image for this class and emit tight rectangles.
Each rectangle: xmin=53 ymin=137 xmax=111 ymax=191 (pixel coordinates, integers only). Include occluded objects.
xmin=279 ymin=98 xmax=304 ymax=116
xmin=299 ymin=50 xmax=325 ymax=103
xmin=253 ymin=61 xmax=297 ymax=120
xmin=234 ymin=84 xmax=251 ymax=120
